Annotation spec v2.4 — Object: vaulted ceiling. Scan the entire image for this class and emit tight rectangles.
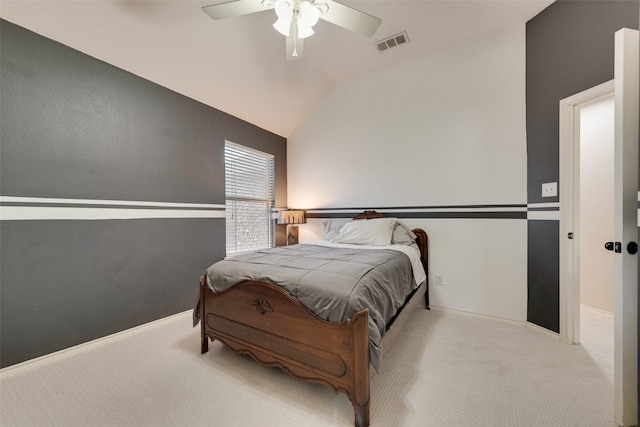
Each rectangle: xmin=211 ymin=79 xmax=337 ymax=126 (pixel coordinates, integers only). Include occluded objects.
xmin=1 ymin=0 xmax=553 ymax=137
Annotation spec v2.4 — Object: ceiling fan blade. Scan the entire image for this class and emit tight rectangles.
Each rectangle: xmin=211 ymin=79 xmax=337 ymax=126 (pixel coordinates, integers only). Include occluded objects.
xmin=318 ymin=0 xmax=381 ymax=37
xmin=286 ymin=35 xmax=304 ymax=61
xmin=202 ymin=0 xmax=273 ymax=20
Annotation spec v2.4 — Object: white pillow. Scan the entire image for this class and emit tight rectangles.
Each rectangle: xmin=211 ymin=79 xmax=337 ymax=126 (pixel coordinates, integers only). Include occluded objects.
xmin=392 ymin=220 xmax=418 ymax=246
xmin=331 ymin=218 xmax=396 ymax=246
xmin=323 ymin=219 xmax=351 ymax=240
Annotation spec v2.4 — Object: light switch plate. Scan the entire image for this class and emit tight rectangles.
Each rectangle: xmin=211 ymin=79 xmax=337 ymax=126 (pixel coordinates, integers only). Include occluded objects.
xmin=542 ymin=182 xmax=557 ymax=197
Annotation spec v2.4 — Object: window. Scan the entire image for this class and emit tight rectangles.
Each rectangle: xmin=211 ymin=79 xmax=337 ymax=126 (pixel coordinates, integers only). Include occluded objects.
xmin=225 ymin=141 xmax=275 ymax=254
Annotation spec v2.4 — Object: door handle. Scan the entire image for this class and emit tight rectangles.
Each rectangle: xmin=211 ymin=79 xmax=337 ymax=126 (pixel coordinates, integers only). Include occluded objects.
xmin=604 ymin=241 xmax=622 ymax=253
xmin=627 ymin=242 xmax=638 ymax=255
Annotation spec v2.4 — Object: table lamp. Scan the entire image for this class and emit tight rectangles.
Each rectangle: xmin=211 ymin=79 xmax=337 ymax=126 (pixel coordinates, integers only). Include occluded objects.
xmin=279 ymin=209 xmax=306 ymax=245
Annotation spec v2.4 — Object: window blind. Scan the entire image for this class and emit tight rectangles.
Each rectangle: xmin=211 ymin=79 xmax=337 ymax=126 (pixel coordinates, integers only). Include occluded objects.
xmin=225 ymin=141 xmax=275 ymax=254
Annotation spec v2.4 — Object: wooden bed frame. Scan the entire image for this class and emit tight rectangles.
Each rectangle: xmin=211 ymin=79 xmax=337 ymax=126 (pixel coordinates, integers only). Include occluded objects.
xmin=199 ymin=211 xmax=428 ymax=427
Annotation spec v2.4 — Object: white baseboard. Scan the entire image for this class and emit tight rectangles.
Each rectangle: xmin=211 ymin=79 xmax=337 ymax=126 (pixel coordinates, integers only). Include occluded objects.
xmin=0 ymin=310 xmax=192 ymax=379
xmin=580 ymin=304 xmax=614 ymax=318
xmin=526 ymin=321 xmax=560 ymax=340
xmin=429 ymin=305 xmax=526 ymax=328
xmin=429 ymin=305 xmax=562 ymax=340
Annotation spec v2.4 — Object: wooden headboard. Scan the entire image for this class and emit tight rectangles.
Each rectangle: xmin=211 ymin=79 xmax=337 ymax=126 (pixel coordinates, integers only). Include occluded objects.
xmin=353 ymin=210 xmax=386 ymax=220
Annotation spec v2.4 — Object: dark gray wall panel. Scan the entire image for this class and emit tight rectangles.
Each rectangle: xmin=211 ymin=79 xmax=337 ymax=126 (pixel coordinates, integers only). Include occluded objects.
xmin=0 ymin=19 xmax=287 ymax=205
xmin=1 ymin=21 xmax=217 ymax=204
xmin=527 ymin=220 xmax=560 ymax=332
xmin=1 ymin=218 xmax=225 ymax=367
xmin=525 ymin=0 xmax=638 ymax=330
xmin=0 ymin=19 xmax=287 ymax=367
xmin=526 ymin=0 xmax=638 ymax=204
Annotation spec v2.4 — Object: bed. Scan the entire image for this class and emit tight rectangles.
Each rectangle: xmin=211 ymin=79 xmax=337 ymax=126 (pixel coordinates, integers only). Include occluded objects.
xmin=196 ymin=211 xmax=429 ymax=427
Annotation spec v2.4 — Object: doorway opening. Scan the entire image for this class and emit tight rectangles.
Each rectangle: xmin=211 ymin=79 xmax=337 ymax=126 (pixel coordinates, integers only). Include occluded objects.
xmin=579 ymin=94 xmax=615 ymax=317
xmin=576 ymin=92 xmax=616 ymax=386
xmin=559 ymin=80 xmax=614 ymax=346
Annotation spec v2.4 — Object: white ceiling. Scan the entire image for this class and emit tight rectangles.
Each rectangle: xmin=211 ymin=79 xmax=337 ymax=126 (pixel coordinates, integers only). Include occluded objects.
xmin=0 ymin=0 xmax=553 ymax=137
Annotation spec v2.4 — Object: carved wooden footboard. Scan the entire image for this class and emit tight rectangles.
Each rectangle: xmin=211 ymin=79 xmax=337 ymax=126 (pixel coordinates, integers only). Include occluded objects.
xmin=200 ymin=277 xmax=371 ymax=426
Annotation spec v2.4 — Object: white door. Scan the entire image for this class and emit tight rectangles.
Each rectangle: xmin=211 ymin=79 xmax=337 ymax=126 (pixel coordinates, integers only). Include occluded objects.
xmin=612 ymin=27 xmax=638 ymax=427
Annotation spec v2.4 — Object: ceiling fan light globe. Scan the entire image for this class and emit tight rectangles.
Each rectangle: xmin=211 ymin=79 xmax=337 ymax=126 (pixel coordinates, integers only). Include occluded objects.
xmin=273 ymin=18 xmax=290 ymax=36
xmin=298 ymin=1 xmax=320 ymax=27
xmin=297 ymin=25 xmax=314 ymax=39
xmin=274 ymin=0 xmax=293 ymax=19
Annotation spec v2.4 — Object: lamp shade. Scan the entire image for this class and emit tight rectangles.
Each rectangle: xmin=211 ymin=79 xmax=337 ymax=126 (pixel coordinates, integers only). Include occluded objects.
xmin=279 ymin=209 xmax=306 ymax=225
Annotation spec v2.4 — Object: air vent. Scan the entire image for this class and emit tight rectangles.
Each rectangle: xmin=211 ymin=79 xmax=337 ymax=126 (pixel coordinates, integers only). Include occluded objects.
xmin=376 ymin=32 xmax=409 ymax=52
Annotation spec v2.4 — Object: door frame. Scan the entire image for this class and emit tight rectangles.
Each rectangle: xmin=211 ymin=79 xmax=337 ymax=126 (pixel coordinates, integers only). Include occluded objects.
xmin=559 ymin=79 xmax=614 ymax=345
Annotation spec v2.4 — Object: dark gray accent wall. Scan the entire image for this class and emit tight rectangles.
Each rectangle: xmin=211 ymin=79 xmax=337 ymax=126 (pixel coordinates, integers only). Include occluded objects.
xmin=527 ymin=0 xmax=638 ymax=206
xmin=527 ymin=221 xmax=560 ymax=332
xmin=0 ymin=19 xmax=287 ymax=205
xmin=0 ymin=19 xmax=287 ymax=367
xmin=526 ymin=0 xmax=638 ymax=332
xmin=0 ymin=219 xmax=221 ymax=367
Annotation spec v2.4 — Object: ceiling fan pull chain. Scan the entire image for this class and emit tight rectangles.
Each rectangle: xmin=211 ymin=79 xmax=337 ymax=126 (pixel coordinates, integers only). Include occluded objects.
xmin=292 ymin=7 xmax=299 ymax=57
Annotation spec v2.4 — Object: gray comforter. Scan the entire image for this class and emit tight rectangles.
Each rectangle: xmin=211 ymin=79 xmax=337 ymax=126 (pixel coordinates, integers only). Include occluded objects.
xmin=201 ymin=243 xmax=417 ymax=371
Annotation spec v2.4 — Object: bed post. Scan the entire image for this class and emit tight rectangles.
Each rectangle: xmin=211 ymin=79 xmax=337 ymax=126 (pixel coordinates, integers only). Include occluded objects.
xmin=200 ymin=276 xmax=209 ymax=354
xmin=412 ymin=228 xmax=430 ymax=310
xmin=351 ymin=309 xmax=370 ymax=427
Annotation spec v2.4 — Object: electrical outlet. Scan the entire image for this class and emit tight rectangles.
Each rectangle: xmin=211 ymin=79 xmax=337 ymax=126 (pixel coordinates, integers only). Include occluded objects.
xmin=542 ymin=182 xmax=557 ymax=197
xmin=435 ymin=275 xmax=444 ymax=286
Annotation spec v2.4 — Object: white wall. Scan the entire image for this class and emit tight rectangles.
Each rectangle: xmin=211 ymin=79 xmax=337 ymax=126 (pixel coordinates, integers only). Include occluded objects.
xmin=579 ymin=95 xmax=615 ymax=314
xmin=288 ymin=25 xmax=528 ymax=322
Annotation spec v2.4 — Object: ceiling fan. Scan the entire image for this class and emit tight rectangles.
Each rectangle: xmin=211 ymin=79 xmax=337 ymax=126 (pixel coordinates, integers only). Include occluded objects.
xmin=202 ymin=0 xmax=382 ymax=61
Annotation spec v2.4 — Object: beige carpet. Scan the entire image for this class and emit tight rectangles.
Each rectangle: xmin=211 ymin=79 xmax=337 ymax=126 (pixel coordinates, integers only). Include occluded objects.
xmin=0 ymin=308 xmax=614 ymax=426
